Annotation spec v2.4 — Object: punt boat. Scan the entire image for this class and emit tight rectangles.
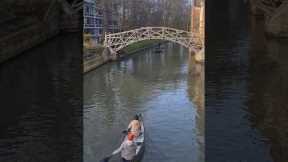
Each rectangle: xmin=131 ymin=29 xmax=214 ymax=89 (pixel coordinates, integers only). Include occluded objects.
xmin=100 ymin=114 xmax=145 ymax=162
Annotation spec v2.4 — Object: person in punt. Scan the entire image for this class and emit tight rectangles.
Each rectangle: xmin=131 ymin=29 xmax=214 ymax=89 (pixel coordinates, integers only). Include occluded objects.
xmin=127 ymin=115 xmax=141 ymax=137
xmin=112 ymin=132 xmax=137 ymax=162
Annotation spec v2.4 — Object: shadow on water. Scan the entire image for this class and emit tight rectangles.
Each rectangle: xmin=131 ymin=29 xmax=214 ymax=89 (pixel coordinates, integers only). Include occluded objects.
xmin=206 ymin=0 xmax=288 ymax=162
xmin=0 ymin=34 xmax=82 ymax=162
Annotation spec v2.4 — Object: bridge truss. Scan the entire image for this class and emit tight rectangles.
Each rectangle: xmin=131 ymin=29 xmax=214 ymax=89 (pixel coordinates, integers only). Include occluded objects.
xmin=104 ymin=27 xmax=203 ymax=54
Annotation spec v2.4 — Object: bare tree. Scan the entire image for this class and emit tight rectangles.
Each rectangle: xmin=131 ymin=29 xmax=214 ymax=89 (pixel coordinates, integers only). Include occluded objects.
xmin=116 ymin=0 xmax=191 ymax=30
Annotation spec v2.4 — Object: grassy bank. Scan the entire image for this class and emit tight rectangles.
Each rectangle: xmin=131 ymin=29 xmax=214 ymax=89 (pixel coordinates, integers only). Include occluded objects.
xmin=83 ymin=39 xmax=165 ymax=73
xmin=121 ymin=39 xmax=164 ymax=54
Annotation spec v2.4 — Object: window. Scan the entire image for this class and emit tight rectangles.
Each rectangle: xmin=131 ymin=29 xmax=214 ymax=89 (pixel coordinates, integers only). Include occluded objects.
xmin=85 ymin=6 xmax=89 ymax=14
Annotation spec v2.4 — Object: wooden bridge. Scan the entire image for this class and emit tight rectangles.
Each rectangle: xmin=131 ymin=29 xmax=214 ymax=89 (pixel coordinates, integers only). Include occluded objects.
xmin=104 ymin=27 xmax=203 ymax=54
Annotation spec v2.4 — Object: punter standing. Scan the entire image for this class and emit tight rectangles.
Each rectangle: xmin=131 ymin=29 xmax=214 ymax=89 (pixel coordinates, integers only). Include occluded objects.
xmin=112 ymin=133 xmax=137 ymax=162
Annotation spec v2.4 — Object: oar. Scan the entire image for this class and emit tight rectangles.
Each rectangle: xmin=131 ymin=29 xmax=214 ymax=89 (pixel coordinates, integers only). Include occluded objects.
xmin=99 ymin=130 xmax=128 ymax=162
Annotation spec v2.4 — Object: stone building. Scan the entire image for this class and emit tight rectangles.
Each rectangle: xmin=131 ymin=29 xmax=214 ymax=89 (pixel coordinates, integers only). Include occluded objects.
xmin=191 ymin=0 xmax=204 ymax=43
xmin=83 ymin=0 xmax=104 ymax=43
xmin=83 ymin=0 xmax=120 ymax=44
xmin=190 ymin=0 xmax=204 ymax=63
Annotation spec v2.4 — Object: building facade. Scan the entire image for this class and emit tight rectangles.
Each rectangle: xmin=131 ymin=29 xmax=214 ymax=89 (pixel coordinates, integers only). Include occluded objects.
xmin=83 ymin=0 xmax=120 ymax=44
xmin=83 ymin=0 xmax=103 ymax=43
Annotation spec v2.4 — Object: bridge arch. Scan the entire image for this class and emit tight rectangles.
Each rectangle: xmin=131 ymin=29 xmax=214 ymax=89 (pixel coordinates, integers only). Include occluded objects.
xmin=104 ymin=27 xmax=203 ymax=54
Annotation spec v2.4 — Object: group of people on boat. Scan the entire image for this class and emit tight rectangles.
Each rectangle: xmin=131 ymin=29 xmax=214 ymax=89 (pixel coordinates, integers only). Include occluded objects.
xmin=111 ymin=115 xmax=142 ymax=162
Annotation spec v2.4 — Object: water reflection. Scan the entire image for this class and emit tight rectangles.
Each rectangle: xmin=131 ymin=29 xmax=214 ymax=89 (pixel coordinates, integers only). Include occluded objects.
xmin=206 ymin=1 xmax=273 ymax=161
xmin=188 ymin=52 xmax=205 ymax=160
xmin=206 ymin=1 xmax=288 ymax=161
xmin=84 ymin=43 xmax=204 ymax=162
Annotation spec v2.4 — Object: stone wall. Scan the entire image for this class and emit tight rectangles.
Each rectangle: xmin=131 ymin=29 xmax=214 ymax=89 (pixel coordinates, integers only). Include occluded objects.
xmin=83 ymin=47 xmax=110 ymax=73
xmin=2 ymin=0 xmax=52 ymax=19
xmin=0 ymin=0 xmax=82 ymax=64
xmin=191 ymin=0 xmax=204 ymax=59
xmin=0 ymin=1 xmax=61 ymax=63
xmin=249 ymin=0 xmax=288 ymax=37
xmin=265 ymin=2 xmax=288 ymax=37
xmin=0 ymin=23 xmax=59 ymax=64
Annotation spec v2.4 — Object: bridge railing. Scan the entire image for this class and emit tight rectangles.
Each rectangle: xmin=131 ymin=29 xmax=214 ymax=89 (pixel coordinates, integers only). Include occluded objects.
xmin=105 ymin=27 xmax=200 ymax=38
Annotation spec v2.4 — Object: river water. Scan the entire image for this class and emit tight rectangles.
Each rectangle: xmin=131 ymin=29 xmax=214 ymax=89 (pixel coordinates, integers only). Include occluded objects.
xmin=0 ymin=34 xmax=82 ymax=162
xmin=206 ymin=1 xmax=288 ymax=162
xmin=84 ymin=44 xmax=204 ymax=162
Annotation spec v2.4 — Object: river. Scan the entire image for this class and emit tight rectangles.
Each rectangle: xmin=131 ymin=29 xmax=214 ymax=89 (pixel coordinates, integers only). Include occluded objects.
xmin=84 ymin=44 xmax=204 ymax=162
xmin=206 ymin=1 xmax=288 ymax=162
